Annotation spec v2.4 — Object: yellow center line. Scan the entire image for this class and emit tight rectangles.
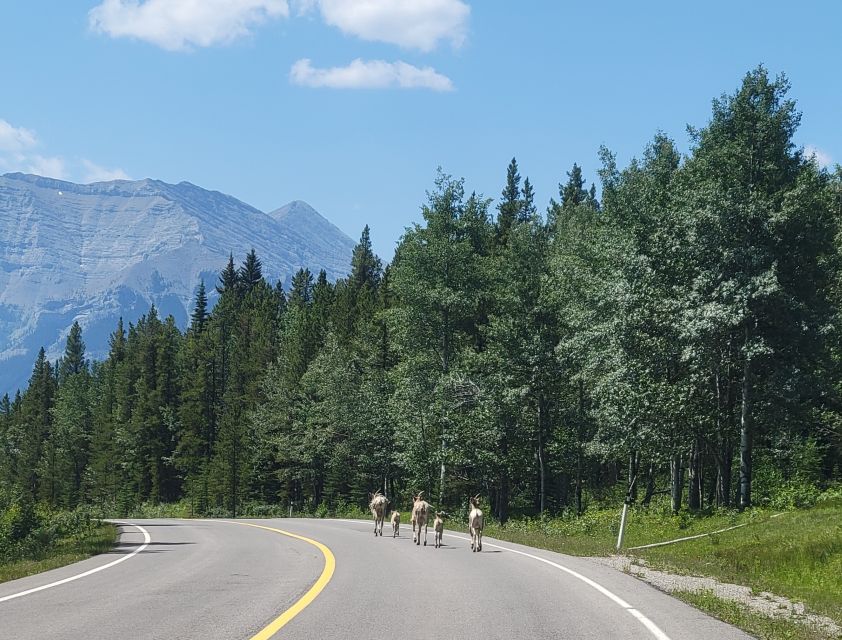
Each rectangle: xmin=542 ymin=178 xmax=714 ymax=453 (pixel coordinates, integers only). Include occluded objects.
xmin=222 ymin=520 xmax=336 ymax=640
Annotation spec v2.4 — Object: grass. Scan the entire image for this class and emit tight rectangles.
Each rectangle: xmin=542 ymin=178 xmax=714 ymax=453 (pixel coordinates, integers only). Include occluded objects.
xmin=0 ymin=522 xmax=117 ymax=584
xmin=636 ymin=502 xmax=842 ymax=625
xmin=483 ymin=502 xmax=764 ymax=557
xmin=674 ymin=590 xmax=840 ymax=640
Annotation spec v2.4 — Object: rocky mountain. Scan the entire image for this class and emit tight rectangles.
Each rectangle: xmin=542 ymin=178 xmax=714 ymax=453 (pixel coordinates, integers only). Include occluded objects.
xmin=0 ymin=172 xmax=355 ymax=394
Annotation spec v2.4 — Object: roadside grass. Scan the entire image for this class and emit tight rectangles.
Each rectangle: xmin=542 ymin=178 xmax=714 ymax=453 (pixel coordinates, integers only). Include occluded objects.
xmin=674 ymin=590 xmax=840 ymax=640
xmin=635 ymin=501 xmax=842 ymax=626
xmin=0 ymin=523 xmax=116 ymax=584
xmin=483 ymin=500 xmax=764 ymax=557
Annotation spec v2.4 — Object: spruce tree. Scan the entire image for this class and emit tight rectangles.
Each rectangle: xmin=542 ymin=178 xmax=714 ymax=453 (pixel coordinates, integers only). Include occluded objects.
xmin=59 ymin=320 xmax=87 ymax=381
xmin=561 ymin=163 xmax=588 ymax=208
xmin=520 ymin=177 xmax=537 ymax=222
xmin=216 ymin=253 xmax=239 ymax=296
xmin=289 ymin=268 xmax=313 ymax=307
xmin=191 ymin=280 xmax=209 ymax=332
xmin=497 ymin=157 xmax=521 ymax=243
xmin=350 ymin=226 xmax=382 ymax=289
xmin=239 ymin=249 xmax=263 ymax=295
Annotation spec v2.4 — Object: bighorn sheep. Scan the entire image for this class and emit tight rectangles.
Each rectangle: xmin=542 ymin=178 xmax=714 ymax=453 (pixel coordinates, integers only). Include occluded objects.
xmin=411 ymin=492 xmax=430 ymax=546
xmin=390 ymin=510 xmax=401 ymax=538
xmin=433 ymin=511 xmax=445 ymax=549
xmin=369 ymin=491 xmax=389 ymax=537
xmin=469 ymin=495 xmax=483 ymax=552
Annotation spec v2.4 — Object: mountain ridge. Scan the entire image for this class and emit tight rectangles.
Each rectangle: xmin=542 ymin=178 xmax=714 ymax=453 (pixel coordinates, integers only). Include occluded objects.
xmin=0 ymin=172 xmax=356 ymax=393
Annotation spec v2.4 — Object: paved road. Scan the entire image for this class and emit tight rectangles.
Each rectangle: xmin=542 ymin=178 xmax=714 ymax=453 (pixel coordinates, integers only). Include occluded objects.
xmin=0 ymin=518 xmax=751 ymax=639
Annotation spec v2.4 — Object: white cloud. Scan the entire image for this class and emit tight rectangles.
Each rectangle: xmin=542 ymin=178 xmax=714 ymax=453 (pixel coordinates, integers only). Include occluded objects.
xmin=300 ymin=0 xmax=470 ymax=51
xmin=82 ymin=159 xmax=131 ymax=183
xmin=804 ymin=144 xmax=832 ymax=169
xmin=27 ymin=156 xmax=69 ymax=180
xmin=0 ymin=119 xmax=37 ymax=154
xmin=0 ymin=117 xmax=126 ymax=182
xmin=0 ymin=120 xmax=67 ymax=179
xmin=290 ymin=58 xmax=453 ymax=91
xmin=89 ymin=0 xmax=289 ymax=51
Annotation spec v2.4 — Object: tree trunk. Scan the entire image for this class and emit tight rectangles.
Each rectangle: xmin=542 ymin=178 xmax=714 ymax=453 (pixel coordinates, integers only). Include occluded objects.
xmin=499 ymin=435 xmax=510 ymax=524
xmin=688 ymin=437 xmax=702 ymax=511
xmin=499 ymin=470 xmax=510 ymax=525
xmin=641 ymin=462 xmax=656 ymax=506
xmin=628 ymin=450 xmax=639 ymax=503
xmin=739 ymin=347 xmax=753 ymax=510
xmin=576 ymin=380 xmax=585 ymax=516
xmin=558 ymin=472 xmax=569 ymax=509
xmin=670 ymin=453 xmax=684 ymax=513
xmin=537 ymin=395 xmax=547 ymax=515
xmin=715 ymin=441 xmax=732 ymax=507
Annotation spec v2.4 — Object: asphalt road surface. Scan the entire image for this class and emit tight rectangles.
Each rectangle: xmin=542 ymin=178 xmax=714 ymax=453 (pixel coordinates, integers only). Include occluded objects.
xmin=0 ymin=517 xmax=752 ymax=640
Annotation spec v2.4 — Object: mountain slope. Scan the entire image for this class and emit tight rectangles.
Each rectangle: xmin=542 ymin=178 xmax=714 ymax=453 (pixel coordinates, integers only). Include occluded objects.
xmin=0 ymin=172 xmax=355 ymax=393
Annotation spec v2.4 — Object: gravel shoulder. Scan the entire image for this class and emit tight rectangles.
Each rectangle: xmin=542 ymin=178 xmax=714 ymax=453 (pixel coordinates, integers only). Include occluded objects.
xmin=591 ymin=554 xmax=842 ymax=638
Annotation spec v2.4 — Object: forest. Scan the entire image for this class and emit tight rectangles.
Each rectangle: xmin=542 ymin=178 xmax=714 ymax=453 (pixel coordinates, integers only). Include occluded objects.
xmin=1 ymin=67 xmax=840 ymax=525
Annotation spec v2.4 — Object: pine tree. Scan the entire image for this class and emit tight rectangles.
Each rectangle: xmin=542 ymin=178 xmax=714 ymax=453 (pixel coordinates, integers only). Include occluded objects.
xmin=191 ymin=280 xmax=209 ymax=332
xmin=22 ymin=348 xmax=57 ymax=500
xmin=289 ymin=268 xmax=313 ymax=307
xmin=350 ymin=226 xmax=382 ymax=290
xmin=497 ymin=157 xmax=521 ymax=243
xmin=520 ymin=177 xmax=537 ymax=222
xmin=216 ymin=253 xmax=239 ymax=296
xmin=561 ymin=163 xmax=588 ymax=208
xmin=239 ymin=249 xmax=263 ymax=295
xmin=59 ymin=320 xmax=87 ymax=381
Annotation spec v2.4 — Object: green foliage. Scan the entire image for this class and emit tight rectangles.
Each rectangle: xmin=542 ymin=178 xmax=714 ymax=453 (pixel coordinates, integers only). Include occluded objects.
xmin=0 ymin=498 xmax=40 ymax=544
xmin=639 ymin=505 xmax=842 ymax=625
xmin=0 ymin=67 xmax=840 ymax=530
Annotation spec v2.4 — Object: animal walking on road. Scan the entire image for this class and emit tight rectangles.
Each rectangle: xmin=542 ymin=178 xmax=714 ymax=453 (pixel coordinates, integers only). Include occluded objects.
xmin=369 ymin=491 xmax=389 ymax=536
xmin=390 ymin=510 xmax=401 ymax=537
xmin=433 ymin=511 xmax=445 ymax=548
xmin=469 ymin=495 xmax=483 ymax=552
xmin=411 ymin=492 xmax=430 ymax=546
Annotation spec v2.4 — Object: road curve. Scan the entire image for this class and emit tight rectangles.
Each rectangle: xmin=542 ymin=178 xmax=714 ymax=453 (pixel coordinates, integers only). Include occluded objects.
xmin=0 ymin=517 xmax=751 ymax=640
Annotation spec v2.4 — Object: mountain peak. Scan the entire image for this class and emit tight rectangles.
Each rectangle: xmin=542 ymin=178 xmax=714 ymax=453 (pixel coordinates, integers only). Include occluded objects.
xmin=269 ymin=200 xmax=322 ymax=221
xmin=0 ymin=174 xmax=355 ymax=394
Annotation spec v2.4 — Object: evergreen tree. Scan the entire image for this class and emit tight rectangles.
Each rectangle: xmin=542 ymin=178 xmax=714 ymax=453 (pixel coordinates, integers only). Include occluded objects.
xmin=239 ymin=249 xmax=263 ymax=295
xmin=216 ymin=253 xmax=239 ymax=296
xmin=59 ymin=320 xmax=87 ymax=381
xmin=561 ymin=163 xmax=588 ymax=208
xmin=191 ymin=280 xmax=209 ymax=332
xmin=350 ymin=226 xmax=382 ymax=290
xmin=497 ymin=157 xmax=522 ymax=242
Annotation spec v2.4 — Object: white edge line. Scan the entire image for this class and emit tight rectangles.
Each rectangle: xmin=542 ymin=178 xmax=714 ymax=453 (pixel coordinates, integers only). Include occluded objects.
xmin=0 ymin=523 xmax=150 ymax=603
xmin=333 ymin=518 xmax=671 ymax=640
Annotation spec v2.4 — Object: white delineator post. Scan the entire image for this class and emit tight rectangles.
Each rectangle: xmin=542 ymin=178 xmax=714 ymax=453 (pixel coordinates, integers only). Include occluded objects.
xmin=616 ymin=502 xmax=629 ymax=551
xmin=616 ymin=473 xmax=637 ymax=552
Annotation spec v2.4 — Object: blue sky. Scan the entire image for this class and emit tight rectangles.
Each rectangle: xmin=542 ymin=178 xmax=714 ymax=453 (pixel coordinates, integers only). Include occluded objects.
xmin=1 ymin=1 xmax=839 ymax=259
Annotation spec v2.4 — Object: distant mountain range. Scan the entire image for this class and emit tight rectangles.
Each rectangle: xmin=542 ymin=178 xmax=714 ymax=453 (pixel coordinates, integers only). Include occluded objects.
xmin=0 ymin=172 xmax=356 ymax=394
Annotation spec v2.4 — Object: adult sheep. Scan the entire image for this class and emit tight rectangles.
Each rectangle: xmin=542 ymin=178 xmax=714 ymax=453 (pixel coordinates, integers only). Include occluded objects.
xmin=369 ymin=491 xmax=389 ymax=536
xmin=468 ymin=494 xmax=483 ymax=552
xmin=411 ymin=492 xmax=431 ymax=546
